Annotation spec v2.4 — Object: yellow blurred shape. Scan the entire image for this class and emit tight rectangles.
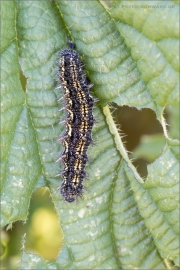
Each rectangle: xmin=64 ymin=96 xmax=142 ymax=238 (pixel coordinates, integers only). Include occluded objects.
xmin=26 ymin=208 xmax=64 ymax=260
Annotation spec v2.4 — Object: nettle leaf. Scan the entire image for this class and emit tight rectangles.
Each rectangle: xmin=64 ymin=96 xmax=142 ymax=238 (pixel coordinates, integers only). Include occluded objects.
xmin=1 ymin=0 xmax=179 ymax=269
xmin=1 ymin=2 xmax=42 ymax=227
xmin=110 ymin=0 xmax=179 ymax=113
xmin=166 ymin=104 xmax=180 ymax=140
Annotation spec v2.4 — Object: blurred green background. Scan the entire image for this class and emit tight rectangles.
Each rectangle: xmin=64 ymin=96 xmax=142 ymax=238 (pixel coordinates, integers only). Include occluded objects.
xmin=1 ymin=102 xmax=179 ymax=269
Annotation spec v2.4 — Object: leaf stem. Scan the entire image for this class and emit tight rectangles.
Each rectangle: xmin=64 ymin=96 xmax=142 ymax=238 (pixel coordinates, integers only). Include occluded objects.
xmin=161 ymin=111 xmax=169 ymax=139
xmin=164 ymin=258 xmax=174 ymax=270
xmin=103 ymin=105 xmax=144 ymax=184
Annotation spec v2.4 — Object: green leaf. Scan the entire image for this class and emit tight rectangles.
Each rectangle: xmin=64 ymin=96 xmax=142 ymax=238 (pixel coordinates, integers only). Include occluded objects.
xmin=125 ymin=140 xmax=179 ymax=265
xmin=103 ymin=106 xmax=179 ymax=266
xmin=1 ymin=1 xmax=16 ymax=53
xmin=112 ymin=161 xmax=166 ymax=269
xmin=166 ymin=105 xmax=180 ymax=140
xmin=20 ymin=247 xmax=75 ymax=269
xmin=110 ymin=0 xmax=179 ymax=111
xmin=1 ymin=106 xmax=42 ymax=227
xmin=1 ymin=0 xmax=179 ymax=269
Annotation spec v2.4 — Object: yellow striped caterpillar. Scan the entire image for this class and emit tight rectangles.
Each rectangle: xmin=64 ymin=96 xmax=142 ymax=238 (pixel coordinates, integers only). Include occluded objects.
xmin=57 ymin=40 xmax=95 ymax=202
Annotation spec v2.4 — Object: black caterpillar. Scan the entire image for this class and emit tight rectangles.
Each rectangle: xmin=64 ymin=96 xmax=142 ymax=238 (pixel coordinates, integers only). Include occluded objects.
xmin=57 ymin=40 xmax=95 ymax=202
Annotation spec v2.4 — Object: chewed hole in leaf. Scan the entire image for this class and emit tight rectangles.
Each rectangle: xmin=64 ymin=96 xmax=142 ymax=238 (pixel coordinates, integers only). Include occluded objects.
xmin=3 ymin=221 xmax=26 ymax=269
xmin=25 ymin=187 xmax=63 ymax=260
xmin=4 ymin=188 xmax=63 ymax=265
xmin=0 ymin=235 xmax=7 ymax=260
xmin=19 ymin=70 xmax=27 ymax=92
xmin=112 ymin=104 xmax=167 ymax=178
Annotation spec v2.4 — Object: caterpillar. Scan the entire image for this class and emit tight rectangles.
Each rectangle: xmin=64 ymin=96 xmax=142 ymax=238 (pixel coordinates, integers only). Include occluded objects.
xmin=57 ymin=40 xmax=95 ymax=203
